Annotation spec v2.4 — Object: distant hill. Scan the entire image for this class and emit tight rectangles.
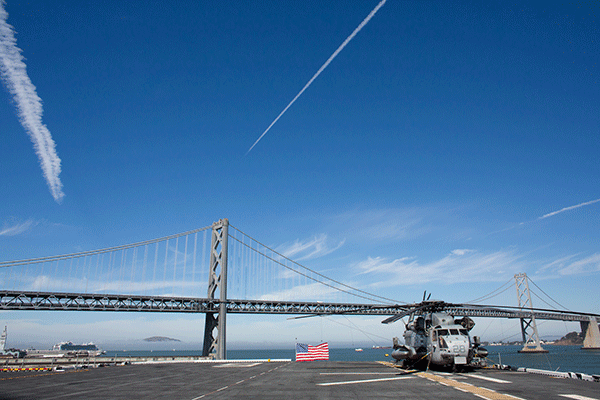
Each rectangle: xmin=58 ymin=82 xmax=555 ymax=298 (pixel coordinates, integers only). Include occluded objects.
xmin=553 ymin=331 xmax=583 ymax=345
xmin=143 ymin=336 xmax=181 ymax=343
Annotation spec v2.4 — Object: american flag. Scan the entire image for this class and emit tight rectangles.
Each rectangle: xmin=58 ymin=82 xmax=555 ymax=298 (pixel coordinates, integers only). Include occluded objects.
xmin=295 ymin=342 xmax=329 ymax=362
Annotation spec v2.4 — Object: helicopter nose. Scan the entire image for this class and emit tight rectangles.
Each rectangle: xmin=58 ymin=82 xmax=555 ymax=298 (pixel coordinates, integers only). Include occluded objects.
xmin=446 ymin=338 xmax=469 ymax=356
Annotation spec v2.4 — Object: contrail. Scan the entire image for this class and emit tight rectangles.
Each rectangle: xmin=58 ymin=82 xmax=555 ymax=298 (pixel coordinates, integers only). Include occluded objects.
xmin=539 ymin=198 xmax=600 ymax=220
xmin=486 ymin=197 xmax=600 ymax=237
xmin=246 ymin=0 xmax=387 ymax=155
xmin=0 ymin=1 xmax=64 ymax=202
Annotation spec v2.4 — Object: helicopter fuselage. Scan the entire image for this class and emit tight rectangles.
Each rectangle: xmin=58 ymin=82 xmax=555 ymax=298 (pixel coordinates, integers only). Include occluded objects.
xmin=391 ymin=311 xmax=486 ymax=369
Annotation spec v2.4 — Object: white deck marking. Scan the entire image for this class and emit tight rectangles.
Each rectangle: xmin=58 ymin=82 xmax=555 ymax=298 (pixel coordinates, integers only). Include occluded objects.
xmin=559 ymin=395 xmax=599 ymax=400
xmin=464 ymin=374 xmax=512 ymax=384
xmin=320 ymin=372 xmax=401 ymax=375
xmin=191 ymin=365 xmax=277 ymax=399
xmin=317 ymin=376 xmax=414 ymax=386
xmin=213 ymin=362 xmax=261 ymax=368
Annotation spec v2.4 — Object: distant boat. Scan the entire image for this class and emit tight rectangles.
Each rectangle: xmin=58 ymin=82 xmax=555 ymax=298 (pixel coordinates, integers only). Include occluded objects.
xmin=26 ymin=341 xmax=104 ymax=358
xmin=355 ymin=348 xmax=363 ymax=352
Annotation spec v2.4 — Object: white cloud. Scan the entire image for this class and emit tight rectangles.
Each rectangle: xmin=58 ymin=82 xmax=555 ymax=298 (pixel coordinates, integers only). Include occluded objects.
xmin=332 ymin=209 xmax=428 ymax=242
xmin=556 ymin=253 xmax=600 ymax=276
xmin=0 ymin=2 xmax=64 ymax=202
xmin=258 ymin=281 xmax=339 ymax=302
xmin=355 ymin=249 xmax=525 ymax=287
xmin=0 ymin=219 xmax=37 ymax=236
xmin=10 ymin=273 xmax=207 ymax=297
xmin=276 ymin=234 xmax=345 ymax=261
xmin=532 ymin=253 xmax=600 ymax=279
xmin=354 ymin=245 xmax=600 ymax=291
xmin=355 ymin=256 xmax=416 ymax=275
xmin=451 ymin=249 xmax=474 ymax=256
xmin=536 ymin=254 xmax=579 ymax=273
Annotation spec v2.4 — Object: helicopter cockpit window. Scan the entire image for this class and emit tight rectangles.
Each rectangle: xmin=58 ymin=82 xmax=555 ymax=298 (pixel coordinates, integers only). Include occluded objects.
xmin=459 ymin=329 xmax=468 ymax=335
xmin=438 ymin=336 xmax=448 ymax=348
xmin=437 ymin=329 xmax=449 ymax=336
xmin=450 ymin=329 xmax=459 ymax=335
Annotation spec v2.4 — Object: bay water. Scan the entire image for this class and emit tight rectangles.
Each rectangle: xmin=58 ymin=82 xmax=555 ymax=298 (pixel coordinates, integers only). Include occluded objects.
xmin=102 ymin=345 xmax=600 ymax=376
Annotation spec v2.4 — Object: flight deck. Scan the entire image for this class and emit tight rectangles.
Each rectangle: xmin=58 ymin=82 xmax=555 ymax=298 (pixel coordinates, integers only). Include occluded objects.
xmin=1 ymin=361 xmax=598 ymax=400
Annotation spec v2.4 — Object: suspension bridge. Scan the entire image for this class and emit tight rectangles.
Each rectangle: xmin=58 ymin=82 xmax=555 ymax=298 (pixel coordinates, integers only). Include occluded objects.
xmin=1 ymin=219 xmax=599 ymax=359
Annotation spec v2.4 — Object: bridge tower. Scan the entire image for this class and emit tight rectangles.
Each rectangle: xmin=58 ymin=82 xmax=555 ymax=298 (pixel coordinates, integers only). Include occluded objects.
xmin=514 ymin=273 xmax=548 ymax=353
xmin=202 ymin=219 xmax=229 ymax=360
xmin=580 ymin=317 xmax=600 ymax=349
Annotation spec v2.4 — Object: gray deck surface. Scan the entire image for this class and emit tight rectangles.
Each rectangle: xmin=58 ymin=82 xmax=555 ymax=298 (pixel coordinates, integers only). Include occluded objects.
xmin=1 ymin=361 xmax=598 ymax=399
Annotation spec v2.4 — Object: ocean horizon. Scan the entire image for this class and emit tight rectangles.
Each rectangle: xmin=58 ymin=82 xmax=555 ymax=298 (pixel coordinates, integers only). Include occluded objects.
xmin=99 ymin=345 xmax=600 ymax=376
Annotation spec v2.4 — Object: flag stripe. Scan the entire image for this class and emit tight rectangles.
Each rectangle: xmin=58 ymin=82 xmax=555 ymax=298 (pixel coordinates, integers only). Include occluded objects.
xmin=296 ymin=342 xmax=329 ymax=362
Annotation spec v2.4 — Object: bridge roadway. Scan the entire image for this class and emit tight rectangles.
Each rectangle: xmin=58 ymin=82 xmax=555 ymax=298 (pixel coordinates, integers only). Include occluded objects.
xmin=0 ymin=290 xmax=594 ymax=322
xmin=1 ymin=360 xmax=599 ymax=400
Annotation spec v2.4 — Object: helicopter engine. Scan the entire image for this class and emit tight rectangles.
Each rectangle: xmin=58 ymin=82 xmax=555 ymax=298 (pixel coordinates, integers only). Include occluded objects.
xmin=390 ymin=337 xmax=416 ymax=361
xmin=471 ymin=335 xmax=489 ymax=358
xmin=390 ymin=316 xmax=428 ymax=365
xmin=455 ymin=316 xmax=475 ymax=331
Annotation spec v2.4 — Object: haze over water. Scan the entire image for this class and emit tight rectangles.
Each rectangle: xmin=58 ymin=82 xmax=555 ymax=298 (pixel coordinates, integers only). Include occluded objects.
xmin=101 ymin=345 xmax=600 ymax=376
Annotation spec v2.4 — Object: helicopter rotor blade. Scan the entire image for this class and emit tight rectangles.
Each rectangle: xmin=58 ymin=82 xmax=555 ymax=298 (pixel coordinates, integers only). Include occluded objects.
xmin=287 ymin=314 xmax=324 ymax=320
xmin=285 ymin=302 xmax=408 ymax=321
xmin=381 ymin=300 xmax=451 ymax=324
xmin=382 ymin=303 xmax=429 ymax=324
xmin=382 ymin=310 xmax=412 ymax=324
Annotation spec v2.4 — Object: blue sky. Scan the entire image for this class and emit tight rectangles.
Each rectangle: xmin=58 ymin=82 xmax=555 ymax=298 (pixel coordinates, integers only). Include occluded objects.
xmin=1 ymin=0 xmax=599 ymax=349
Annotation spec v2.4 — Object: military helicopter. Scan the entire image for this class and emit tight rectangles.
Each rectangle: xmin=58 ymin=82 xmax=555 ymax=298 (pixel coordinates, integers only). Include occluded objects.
xmin=291 ymin=289 xmax=599 ymax=370
xmin=382 ymin=293 xmax=488 ymax=370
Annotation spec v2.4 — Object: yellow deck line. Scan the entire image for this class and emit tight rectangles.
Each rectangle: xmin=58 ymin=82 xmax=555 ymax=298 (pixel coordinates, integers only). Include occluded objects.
xmin=377 ymin=360 xmax=525 ymax=399
xmin=418 ymin=372 xmax=526 ymax=400
xmin=377 ymin=361 xmax=400 ymax=368
xmin=0 ymin=369 xmax=87 ymax=381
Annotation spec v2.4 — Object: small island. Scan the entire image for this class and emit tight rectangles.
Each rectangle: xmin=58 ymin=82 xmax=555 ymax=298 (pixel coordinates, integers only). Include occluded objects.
xmin=552 ymin=331 xmax=583 ymax=346
xmin=143 ymin=336 xmax=181 ymax=343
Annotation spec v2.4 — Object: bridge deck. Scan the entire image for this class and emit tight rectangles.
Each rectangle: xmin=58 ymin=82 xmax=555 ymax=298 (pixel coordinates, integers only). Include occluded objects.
xmin=0 ymin=290 xmax=593 ymax=321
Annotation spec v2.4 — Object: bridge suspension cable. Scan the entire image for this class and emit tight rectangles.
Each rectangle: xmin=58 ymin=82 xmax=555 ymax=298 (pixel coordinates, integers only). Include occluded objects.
xmin=228 ymin=225 xmax=401 ymax=305
xmin=465 ymin=278 xmax=514 ymax=304
xmin=527 ymin=277 xmax=571 ymax=311
xmin=0 ymin=226 xmax=213 ymax=298
xmin=1 ymin=221 xmax=404 ymax=304
xmin=0 ymin=226 xmax=212 ymax=268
